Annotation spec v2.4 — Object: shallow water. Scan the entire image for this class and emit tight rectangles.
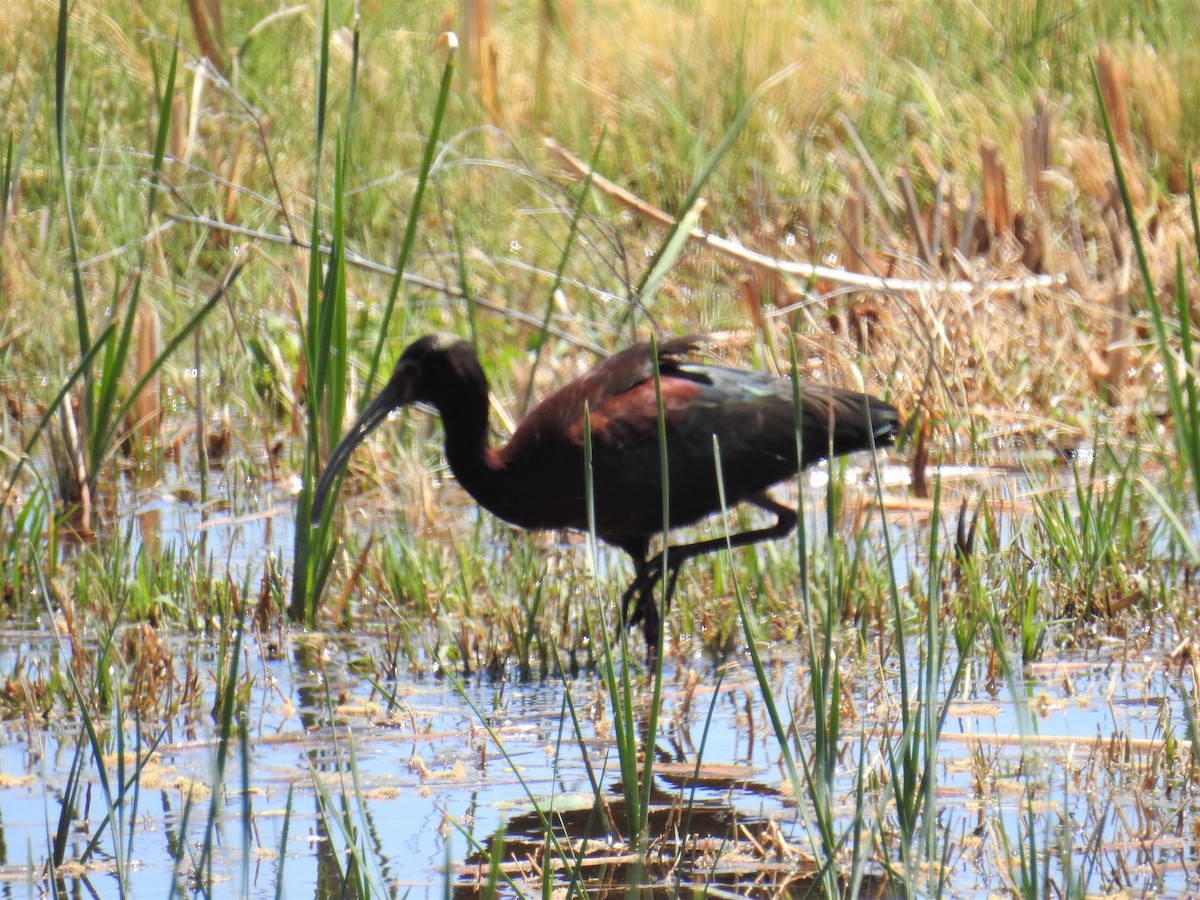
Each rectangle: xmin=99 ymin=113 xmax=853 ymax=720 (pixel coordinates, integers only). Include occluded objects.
xmin=2 ymin=624 xmax=1196 ymax=897
xmin=3 ymin=456 xmax=1198 ymax=897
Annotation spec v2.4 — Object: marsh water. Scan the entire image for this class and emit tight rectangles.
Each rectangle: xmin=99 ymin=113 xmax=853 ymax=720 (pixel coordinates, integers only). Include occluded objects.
xmin=3 ymin=457 xmax=1198 ymax=898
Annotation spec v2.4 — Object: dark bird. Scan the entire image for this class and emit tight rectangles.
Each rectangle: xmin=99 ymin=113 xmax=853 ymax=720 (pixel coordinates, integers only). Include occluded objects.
xmin=310 ymin=335 xmax=900 ymax=657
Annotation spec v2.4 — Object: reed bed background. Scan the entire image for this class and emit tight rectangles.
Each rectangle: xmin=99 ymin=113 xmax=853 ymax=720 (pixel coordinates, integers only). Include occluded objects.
xmin=2 ymin=0 xmax=1200 ymax=896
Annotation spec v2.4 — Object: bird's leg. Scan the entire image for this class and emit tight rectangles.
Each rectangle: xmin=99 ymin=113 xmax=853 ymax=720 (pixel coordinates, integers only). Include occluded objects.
xmin=619 ymin=540 xmax=657 ymax=628
xmin=638 ymin=585 xmax=661 ymax=662
xmin=616 ymin=558 xmax=663 ymax=665
xmin=620 ymin=493 xmax=798 ymax=652
xmin=620 ymin=559 xmax=661 ymax=627
xmin=661 ymin=559 xmax=685 ymax=611
xmin=624 ymin=566 xmax=652 ymax=624
xmin=640 ymin=493 xmax=799 ymax=606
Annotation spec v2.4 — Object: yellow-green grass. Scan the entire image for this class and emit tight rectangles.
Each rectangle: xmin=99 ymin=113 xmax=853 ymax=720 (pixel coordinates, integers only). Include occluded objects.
xmin=2 ymin=2 xmax=1200 ymax=892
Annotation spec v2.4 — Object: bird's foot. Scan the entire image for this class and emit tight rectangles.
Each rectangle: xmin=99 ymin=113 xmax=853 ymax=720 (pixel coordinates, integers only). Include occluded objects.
xmin=618 ymin=553 xmax=688 ymax=668
xmin=643 ymin=636 xmax=659 ymax=672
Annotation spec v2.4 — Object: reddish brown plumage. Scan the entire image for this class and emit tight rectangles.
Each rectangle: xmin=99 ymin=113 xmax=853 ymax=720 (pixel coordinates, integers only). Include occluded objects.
xmin=311 ymin=334 xmax=901 ymax=658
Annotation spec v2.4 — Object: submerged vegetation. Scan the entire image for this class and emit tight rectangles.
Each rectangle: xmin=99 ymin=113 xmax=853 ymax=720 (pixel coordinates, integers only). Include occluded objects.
xmin=2 ymin=0 xmax=1200 ymax=895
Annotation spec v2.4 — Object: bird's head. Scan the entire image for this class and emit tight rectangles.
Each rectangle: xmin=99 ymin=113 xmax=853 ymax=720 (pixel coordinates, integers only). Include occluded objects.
xmin=309 ymin=335 xmax=485 ymax=524
xmin=385 ymin=334 xmax=487 ymax=409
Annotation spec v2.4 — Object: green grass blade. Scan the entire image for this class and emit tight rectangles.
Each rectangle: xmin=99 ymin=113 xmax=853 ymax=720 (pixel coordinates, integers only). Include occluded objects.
xmin=197 ymin=617 xmax=245 ymax=889
xmin=145 ymin=40 xmax=178 ymax=223
xmin=96 ymin=258 xmax=246 ymax=476
xmin=1092 ymin=64 xmax=1200 ymax=531
xmin=272 ymin=785 xmax=295 ymax=900
xmin=289 ymin=2 xmax=353 ymax=623
xmin=314 ymin=0 xmax=330 ymax=172
xmin=364 ymin=37 xmax=457 ymax=397
xmin=1 ymin=320 xmax=115 ymax=510
xmin=523 ymin=136 xmax=602 ymax=412
xmin=294 ymin=150 xmax=348 ymax=621
xmin=1190 ymin=163 xmax=1200 ymax=274
xmin=628 ymin=63 xmax=798 ymax=318
xmin=54 ymin=0 xmax=88 ymax=364
xmin=0 ymin=62 xmax=47 ymax=299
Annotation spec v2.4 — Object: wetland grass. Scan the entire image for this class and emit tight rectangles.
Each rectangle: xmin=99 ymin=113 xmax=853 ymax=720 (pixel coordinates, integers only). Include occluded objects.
xmin=6 ymin=0 xmax=1200 ymax=895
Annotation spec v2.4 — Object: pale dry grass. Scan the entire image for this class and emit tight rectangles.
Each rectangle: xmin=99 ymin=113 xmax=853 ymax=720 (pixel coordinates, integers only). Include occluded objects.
xmin=3 ymin=0 xmax=1197 ymax=596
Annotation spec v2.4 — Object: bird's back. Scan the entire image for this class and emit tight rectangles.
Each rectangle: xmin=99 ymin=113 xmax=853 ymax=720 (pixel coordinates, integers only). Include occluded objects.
xmin=491 ymin=339 xmax=898 ymax=543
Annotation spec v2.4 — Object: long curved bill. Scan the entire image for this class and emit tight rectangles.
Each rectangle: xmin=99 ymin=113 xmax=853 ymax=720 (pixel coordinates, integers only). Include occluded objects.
xmin=309 ymin=380 xmax=407 ymax=525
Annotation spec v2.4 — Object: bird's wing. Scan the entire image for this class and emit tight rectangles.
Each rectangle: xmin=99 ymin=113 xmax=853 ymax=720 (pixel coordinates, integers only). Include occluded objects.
xmin=567 ymin=337 xmax=704 ymax=405
xmin=508 ymin=337 xmax=707 ymax=451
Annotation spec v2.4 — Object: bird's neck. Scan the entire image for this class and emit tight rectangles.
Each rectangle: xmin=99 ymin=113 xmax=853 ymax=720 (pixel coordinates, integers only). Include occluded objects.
xmin=437 ymin=391 xmax=507 ymax=511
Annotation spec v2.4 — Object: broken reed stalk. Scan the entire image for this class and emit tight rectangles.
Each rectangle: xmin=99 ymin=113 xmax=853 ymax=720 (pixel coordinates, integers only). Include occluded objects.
xmin=1095 ymin=43 xmax=1145 ymax=211
xmin=1019 ymin=95 xmax=1058 ymax=272
xmin=58 ymin=394 xmax=92 ymax=534
xmin=980 ymin=141 xmax=1012 ymax=238
xmin=897 ymin=164 xmax=935 ymax=267
xmin=132 ymin=303 xmax=162 ymax=448
xmin=841 ymin=163 xmax=869 ymax=274
xmin=185 ymin=0 xmax=226 ymax=74
xmin=461 ymin=0 xmax=501 ymax=124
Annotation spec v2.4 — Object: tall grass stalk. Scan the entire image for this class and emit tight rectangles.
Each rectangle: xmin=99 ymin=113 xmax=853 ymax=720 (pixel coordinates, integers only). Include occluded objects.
xmin=550 ymin=656 xmax=619 ymax=898
xmin=1094 ymin=66 xmax=1200 ymax=561
xmin=582 ymin=401 xmax=643 ymax=849
xmin=50 ymin=2 xmax=234 ymax=515
xmin=1 ymin=24 xmax=46 ymax=304
xmin=309 ymin=712 xmax=379 ymax=898
xmin=883 ymin=477 xmax=973 ymax=873
xmin=671 ymin=664 xmax=726 ymax=877
xmin=195 ymin=615 xmax=246 ymax=892
xmin=481 ymin=825 xmax=506 ymax=900
xmin=638 ymin=336 xmax=669 ymax=830
xmin=580 ymin=332 xmax=673 ymax=864
xmin=713 ymin=432 xmax=851 ymax=897
xmin=45 ymin=731 xmax=88 ymax=893
xmin=239 ymin=713 xmax=252 ymax=897
xmin=53 ymin=0 xmax=89 ymax=383
xmin=576 ymin=343 xmax=663 ymax=865
xmin=76 ymin=716 xmax=167 ymax=869
xmin=290 ymin=0 xmax=351 ymax=623
xmin=273 ymin=785 xmax=296 ymax=900
xmin=777 ymin=347 xmax=884 ymax=893
xmin=363 ymin=34 xmax=457 ymax=397
xmin=292 ymin=19 xmax=458 ymax=624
